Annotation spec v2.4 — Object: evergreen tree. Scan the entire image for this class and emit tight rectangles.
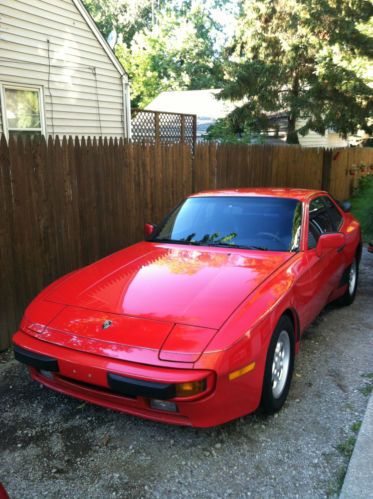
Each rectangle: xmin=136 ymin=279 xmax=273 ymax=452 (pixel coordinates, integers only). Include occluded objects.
xmin=220 ymin=0 xmax=373 ymax=143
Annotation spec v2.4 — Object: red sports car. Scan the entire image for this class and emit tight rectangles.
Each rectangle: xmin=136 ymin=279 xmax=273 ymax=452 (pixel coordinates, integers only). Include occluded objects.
xmin=13 ymin=188 xmax=361 ymax=427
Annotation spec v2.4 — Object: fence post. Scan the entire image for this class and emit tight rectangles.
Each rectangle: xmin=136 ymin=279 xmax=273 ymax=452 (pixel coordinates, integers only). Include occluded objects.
xmin=322 ymin=148 xmax=332 ymax=191
xmin=181 ymin=115 xmax=185 ymax=143
xmin=155 ymin=112 xmax=160 ymax=142
xmin=192 ymin=115 xmax=197 ymax=152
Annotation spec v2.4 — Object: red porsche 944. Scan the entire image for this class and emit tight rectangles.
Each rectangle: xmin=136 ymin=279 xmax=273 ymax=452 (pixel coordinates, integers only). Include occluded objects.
xmin=13 ymin=188 xmax=362 ymax=427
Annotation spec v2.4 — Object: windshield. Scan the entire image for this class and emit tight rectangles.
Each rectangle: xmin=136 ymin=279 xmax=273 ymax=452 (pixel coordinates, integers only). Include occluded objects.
xmin=151 ymin=196 xmax=302 ymax=252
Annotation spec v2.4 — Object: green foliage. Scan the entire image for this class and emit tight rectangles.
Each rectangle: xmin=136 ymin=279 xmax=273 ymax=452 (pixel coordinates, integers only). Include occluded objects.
xmin=84 ymin=0 xmax=227 ymax=108
xmin=337 ymin=435 xmax=357 ymax=457
xmin=351 ymin=421 xmax=362 ymax=434
xmin=359 ymin=371 xmax=373 ymax=396
xmin=220 ymin=0 xmax=373 ymax=143
xmin=83 ymin=0 xmax=157 ymax=46
xmin=351 ymin=175 xmax=373 ymax=242
xmin=116 ymin=3 xmax=225 ymax=107
xmin=331 ymin=417 xmax=363 ymax=494
xmin=205 ymin=118 xmax=264 ymax=144
xmin=359 ymin=384 xmax=373 ymax=396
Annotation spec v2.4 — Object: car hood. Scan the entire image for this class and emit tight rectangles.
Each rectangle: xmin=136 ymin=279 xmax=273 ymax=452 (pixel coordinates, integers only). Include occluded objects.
xmin=45 ymin=242 xmax=293 ymax=330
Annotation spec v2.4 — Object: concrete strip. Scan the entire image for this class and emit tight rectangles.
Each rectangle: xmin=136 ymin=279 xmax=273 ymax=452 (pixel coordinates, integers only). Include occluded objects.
xmin=340 ymin=391 xmax=373 ymax=499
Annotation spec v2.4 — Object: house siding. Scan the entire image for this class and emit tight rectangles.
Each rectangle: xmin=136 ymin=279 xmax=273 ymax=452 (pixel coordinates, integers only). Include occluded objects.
xmin=0 ymin=0 xmax=129 ymax=138
xmin=296 ymin=119 xmax=348 ymax=148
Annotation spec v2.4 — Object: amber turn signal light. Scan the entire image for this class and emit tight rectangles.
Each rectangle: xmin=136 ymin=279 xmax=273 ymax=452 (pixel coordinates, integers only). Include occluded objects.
xmin=175 ymin=379 xmax=207 ymax=397
xmin=228 ymin=361 xmax=256 ymax=381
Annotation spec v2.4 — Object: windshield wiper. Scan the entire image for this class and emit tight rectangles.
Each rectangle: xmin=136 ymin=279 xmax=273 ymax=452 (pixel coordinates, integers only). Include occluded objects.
xmin=152 ymin=238 xmax=203 ymax=246
xmin=152 ymin=239 xmax=267 ymax=250
xmin=206 ymin=242 xmax=268 ymax=250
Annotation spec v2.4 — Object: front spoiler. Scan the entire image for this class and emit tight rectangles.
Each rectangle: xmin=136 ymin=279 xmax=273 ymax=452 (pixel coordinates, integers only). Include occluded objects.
xmin=14 ymin=343 xmax=177 ymax=400
xmin=12 ymin=330 xmax=262 ymax=427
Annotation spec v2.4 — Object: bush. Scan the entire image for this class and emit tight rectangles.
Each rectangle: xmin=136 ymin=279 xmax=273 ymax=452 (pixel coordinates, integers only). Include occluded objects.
xmin=351 ymin=175 xmax=373 ymax=242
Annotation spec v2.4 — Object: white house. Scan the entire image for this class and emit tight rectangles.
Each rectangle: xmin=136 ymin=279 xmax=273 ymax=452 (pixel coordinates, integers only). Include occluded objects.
xmin=0 ymin=0 xmax=131 ymax=139
xmin=296 ymin=119 xmax=349 ymax=148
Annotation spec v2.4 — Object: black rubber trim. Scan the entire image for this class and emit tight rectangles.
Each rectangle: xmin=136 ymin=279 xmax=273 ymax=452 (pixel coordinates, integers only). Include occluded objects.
xmin=107 ymin=373 xmax=176 ymax=400
xmin=13 ymin=344 xmax=59 ymax=372
xmin=58 ymin=375 xmax=136 ymax=399
xmin=339 ymin=265 xmax=350 ymax=287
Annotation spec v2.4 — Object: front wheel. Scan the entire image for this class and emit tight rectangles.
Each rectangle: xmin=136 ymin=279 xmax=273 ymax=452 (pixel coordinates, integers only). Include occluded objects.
xmin=261 ymin=316 xmax=295 ymax=414
xmin=338 ymin=257 xmax=359 ymax=306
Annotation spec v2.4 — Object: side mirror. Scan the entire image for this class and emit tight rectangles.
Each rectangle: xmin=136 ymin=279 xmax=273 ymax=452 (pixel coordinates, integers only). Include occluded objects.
xmin=341 ymin=201 xmax=351 ymax=212
xmin=144 ymin=223 xmax=155 ymax=239
xmin=316 ymin=233 xmax=345 ymax=257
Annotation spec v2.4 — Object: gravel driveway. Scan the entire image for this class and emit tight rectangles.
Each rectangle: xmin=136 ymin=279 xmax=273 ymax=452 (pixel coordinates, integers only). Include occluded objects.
xmin=1 ymin=250 xmax=373 ymax=499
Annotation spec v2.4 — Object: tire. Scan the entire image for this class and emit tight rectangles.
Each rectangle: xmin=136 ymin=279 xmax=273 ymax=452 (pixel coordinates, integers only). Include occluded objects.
xmin=338 ymin=257 xmax=359 ymax=306
xmin=261 ymin=315 xmax=295 ymax=414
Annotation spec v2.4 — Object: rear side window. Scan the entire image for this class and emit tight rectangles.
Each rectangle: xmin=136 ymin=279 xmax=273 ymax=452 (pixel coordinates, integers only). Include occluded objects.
xmin=309 ymin=197 xmax=334 ymax=235
xmin=323 ymin=196 xmax=343 ymax=230
xmin=308 ymin=195 xmax=343 ymax=249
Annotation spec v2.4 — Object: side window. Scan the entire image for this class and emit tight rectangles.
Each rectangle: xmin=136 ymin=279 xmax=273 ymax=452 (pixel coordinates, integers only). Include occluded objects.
xmin=308 ymin=196 xmax=334 ymax=249
xmin=323 ymin=196 xmax=343 ymax=231
xmin=0 ymin=84 xmax=45 ymax=139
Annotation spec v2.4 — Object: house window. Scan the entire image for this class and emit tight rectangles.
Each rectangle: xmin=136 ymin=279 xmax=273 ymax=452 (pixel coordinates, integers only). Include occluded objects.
xmin=0 ymin=84 xmax=46 ymax=138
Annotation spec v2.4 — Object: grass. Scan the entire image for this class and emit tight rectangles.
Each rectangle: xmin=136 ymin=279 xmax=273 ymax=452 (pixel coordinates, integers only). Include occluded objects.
xmin=335 ymin=420 xmax=362 ymax=460
xmin=336 ymin=466 xmax=348 ymax=494
xmin=350 ymin=175 xmax=373 ymax=242
xmin=359 ymin=372 xmax=373 ymax=397
xmin=359 ymin=384 xmax=373 ymax=396
xmin=336 ymin=435 xmax=357 ymax=457
xmin=350 ymin=421 xmax=362 ymax=434
xmin=329 ymin=420 xmax=362 ymax=497
xmin=327 ymin=466 xmax=348 ymax=498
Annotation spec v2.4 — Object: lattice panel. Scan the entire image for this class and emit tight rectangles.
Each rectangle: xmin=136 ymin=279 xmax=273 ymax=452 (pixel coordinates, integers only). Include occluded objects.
xmin=131 ymin=110 xmax=196 ymax=150
xmin=131 ymin=110 xmax=156 ymax=141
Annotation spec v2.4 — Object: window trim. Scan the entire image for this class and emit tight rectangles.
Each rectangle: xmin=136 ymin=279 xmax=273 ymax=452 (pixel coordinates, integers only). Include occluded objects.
xmin=0 ymin=82 xmax=47 ymax=139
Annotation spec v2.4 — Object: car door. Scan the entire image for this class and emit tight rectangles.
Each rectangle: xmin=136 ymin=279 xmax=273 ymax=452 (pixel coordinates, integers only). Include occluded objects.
xmin=302 ymin=195 xmax=346 ymax=328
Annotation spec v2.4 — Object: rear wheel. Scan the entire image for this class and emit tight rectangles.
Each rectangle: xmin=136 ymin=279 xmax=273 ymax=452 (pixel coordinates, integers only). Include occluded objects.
xmin=338 ymin=257 xmax=358 ymax=306
xmin=261 ymin=316 xmax=295 ymax=414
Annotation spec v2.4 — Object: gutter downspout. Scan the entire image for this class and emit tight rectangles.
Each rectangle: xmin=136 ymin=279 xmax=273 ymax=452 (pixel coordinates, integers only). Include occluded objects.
xmin=122 ymin=77 xmax=132 ymax=139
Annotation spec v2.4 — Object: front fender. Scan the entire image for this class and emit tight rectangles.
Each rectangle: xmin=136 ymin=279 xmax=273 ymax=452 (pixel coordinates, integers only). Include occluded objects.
xmin=205 ymin=253 xmax=304 ymax=354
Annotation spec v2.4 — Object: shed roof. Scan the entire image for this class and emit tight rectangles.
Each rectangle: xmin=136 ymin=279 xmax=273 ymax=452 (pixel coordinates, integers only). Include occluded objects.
xmin=146 ymin=89 xmax=237 ymax=135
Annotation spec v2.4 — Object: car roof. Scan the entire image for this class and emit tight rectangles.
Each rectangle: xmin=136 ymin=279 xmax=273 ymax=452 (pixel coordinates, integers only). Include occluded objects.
xmin=190 ymin=188 xmax=326 ymax=202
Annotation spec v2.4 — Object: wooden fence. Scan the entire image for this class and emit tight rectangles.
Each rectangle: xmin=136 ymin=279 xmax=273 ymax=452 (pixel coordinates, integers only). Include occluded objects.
xmin=1 ymin=135 xmax=372 ymax=349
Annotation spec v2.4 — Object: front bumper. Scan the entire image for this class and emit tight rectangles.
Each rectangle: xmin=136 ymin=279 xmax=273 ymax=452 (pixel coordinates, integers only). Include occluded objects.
xmin=13 ymin=330 xmax=262 ymax=427
xmin=14 ymin=344 xmax=179 ymax=400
